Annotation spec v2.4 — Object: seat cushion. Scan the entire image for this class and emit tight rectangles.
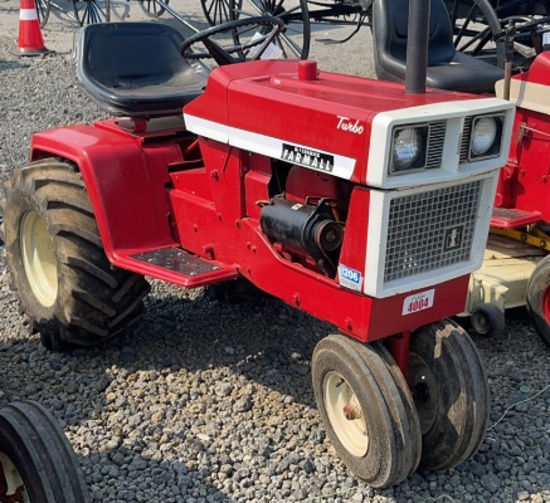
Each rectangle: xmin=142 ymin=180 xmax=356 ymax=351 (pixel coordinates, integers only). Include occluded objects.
xmin=426 ymin=52 xmax=504 ymax=94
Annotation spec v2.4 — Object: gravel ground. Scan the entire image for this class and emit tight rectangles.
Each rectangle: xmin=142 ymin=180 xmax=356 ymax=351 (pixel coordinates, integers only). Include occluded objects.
xmin=0 ymin=1 xmax=549 ymax=502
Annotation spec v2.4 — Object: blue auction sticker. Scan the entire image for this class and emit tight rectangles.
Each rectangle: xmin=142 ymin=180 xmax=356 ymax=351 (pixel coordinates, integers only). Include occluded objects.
xmin=338 ymin=264 xmax=362 ymax=292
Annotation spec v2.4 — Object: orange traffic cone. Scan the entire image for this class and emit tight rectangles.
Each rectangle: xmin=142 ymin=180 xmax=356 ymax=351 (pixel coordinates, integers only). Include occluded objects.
xmin=12 ymin=0 xmax=51 ymax=57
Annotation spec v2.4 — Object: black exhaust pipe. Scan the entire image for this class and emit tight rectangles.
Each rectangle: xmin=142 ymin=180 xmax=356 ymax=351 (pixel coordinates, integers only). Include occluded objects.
xmin=405 ymin=0 xmax=430 ymax=94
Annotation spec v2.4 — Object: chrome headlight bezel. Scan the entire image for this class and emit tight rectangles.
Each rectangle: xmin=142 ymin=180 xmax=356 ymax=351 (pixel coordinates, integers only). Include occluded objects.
xmin=468 ymin=113 xmax=504 ymax=161
xmin=389 ymin=124 xmax=428 ymax=175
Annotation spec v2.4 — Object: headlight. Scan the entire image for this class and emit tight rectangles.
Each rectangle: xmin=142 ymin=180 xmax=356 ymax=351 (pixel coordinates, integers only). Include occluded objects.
xmin=390 ymin=126 xmax=427 ymax=174
xmin=468 ymin=114 xmax=503 ymax=160
xmin=471 ymin=117 xmax=497 ymax=156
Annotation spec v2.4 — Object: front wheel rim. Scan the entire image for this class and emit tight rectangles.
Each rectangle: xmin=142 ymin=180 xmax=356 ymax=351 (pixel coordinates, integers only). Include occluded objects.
xmin=323 ymin=370 xmax=369 ymax=457
xmin=20 ymin=211 xmax=58 ymax=308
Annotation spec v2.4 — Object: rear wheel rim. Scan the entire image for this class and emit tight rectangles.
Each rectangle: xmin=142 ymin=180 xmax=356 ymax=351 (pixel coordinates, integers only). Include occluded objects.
xmin=323 ymin=370 xmax=368 ymax=457
xmin=20 ymin=211 xmax=58 ymax=308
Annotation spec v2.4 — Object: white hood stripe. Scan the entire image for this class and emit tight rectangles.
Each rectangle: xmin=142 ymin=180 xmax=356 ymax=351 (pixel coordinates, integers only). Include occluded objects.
xmin=184 ymin=114 xmax=355 ymax=180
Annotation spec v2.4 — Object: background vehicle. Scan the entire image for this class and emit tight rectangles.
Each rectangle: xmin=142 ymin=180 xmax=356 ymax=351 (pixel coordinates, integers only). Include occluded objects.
xmin=1 ymin=10 xmax=514 ymax=487
xmin=201 ymin=0 xmax=550 ymax=61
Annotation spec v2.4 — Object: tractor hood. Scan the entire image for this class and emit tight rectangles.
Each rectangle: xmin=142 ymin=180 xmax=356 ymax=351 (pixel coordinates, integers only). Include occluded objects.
xmin=184 ymin=59 xmax=513 ymax=186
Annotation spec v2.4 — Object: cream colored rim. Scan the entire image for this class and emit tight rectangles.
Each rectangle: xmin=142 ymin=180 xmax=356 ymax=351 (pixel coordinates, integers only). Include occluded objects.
xmin=0 ymin=452 xmax=30 ymax=503
xmin=323 ymin=370 xmax=369 ymax=458
xmin=20 ymin=211 xmax=58 ymax=308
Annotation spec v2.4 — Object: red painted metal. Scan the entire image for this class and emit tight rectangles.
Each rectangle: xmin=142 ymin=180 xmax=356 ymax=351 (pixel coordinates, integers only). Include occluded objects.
xmin=27 ymin=58 xmax=487 ymax=344
xmin=31 ymin=123 xmax=183 ymax=257
xmin=490 ymin=207 xmax=542 ymax=229
xmin=388 ymin=332 xmax=411 ymax=382
xmin=516 ymin=52 xmax=550 ymax=86
xmin=493 ymin=51 xmax=550 ymax=229
xmin=543 ymin=286 xmax=550 ymax=326
xmin=184 ymin=60 xmax=483 ymax=185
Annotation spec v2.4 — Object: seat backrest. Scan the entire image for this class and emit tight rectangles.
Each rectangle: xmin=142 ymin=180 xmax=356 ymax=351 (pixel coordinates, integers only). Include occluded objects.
xmin=372 ymin=0 xmax=504 ymax=93
xmin=373 ymin=0 xmax=456 ymax=69
xmin=74 ymin=22 xmax=210 ymax=116
xmin=77 ymin=22 xmax=192 ymax=88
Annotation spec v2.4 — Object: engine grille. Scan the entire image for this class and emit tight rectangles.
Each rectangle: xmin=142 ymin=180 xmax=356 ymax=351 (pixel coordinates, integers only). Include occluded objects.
xmin=384 ymin=180 xmax=483 ymax=283
xmin=459 ymin=116 xmax=474 ymax=164
xmin=426 ymin=121 xmax=446 ymax=170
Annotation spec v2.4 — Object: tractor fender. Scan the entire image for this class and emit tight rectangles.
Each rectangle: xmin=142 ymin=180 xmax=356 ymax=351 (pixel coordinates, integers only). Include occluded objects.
xmin=30 ymin=123 xmax=181 ymax=261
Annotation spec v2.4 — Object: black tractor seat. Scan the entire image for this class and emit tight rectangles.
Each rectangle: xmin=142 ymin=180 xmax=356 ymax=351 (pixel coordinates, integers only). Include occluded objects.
xmin=74 ymin=22 xmax=210 ymax=117
xmin=372 ymin=0 xmax=504 ymax=94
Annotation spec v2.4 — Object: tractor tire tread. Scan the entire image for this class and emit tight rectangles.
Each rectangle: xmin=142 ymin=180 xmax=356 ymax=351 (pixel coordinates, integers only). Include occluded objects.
xmin=353 ymin=340 xmax=420 ymax=485
xmin=0 ymin=400 xmax=90 ymax=502
xmin=411 ymin=320 xmax=489 ymax=470
xmin=312 ymin=334 xmax=396 ymax=488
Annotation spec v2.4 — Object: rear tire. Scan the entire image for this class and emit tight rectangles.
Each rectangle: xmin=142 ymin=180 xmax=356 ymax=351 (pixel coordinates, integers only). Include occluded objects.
xmin=0 ymin=401 xmax=89 ymax=502
xmin=3 ymin=159 xmax=150 ymax=350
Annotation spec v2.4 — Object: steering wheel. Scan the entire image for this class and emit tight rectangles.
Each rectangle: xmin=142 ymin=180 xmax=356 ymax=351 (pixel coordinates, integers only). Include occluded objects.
xmin=180 ymin=16 xmax=286 ymax=66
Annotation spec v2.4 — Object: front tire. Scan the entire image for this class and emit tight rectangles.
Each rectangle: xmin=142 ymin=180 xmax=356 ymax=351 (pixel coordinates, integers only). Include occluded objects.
xmin=3 ymin=159 xmax=150 ymax=350
xmin=0 ymin=401 xmax=89 ymax=502
xmin=409 ymin=320 xmax=490 ymax=470
xmin=312 ymin=334 xmax=421 ymax=487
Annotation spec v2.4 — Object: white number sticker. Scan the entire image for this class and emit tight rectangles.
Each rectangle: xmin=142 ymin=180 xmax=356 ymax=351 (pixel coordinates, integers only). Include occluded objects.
xmin=402 ymin=289 xmax=435 ymax=316
xmin=338 ymin=264 xmax=362 ymax=292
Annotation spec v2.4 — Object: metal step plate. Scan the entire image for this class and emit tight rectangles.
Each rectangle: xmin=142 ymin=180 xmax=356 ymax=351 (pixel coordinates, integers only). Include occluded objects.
xmin=131 ymin=248 xmax=221 ymax=278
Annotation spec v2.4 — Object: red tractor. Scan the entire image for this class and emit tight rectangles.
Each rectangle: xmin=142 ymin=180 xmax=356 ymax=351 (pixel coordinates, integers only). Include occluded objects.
xmin=1 ymin=9 xmax=515 ymax=488
xmin=372 ymin=0 xmax=550 ymax=344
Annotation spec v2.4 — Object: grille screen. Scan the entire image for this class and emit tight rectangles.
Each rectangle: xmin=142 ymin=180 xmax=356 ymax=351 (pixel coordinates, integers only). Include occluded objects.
xmin=384 ymin=180 xmax=483 ymax=283
xmin=426 ymin=121 xmax=446 ymax=170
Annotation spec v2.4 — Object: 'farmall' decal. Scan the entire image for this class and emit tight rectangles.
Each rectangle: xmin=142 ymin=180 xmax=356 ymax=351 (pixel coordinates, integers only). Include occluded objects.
xmin=337 ymin=116 xmax=364 ymax=134
xmin=281 ymin=144 xmax=334 ymax=173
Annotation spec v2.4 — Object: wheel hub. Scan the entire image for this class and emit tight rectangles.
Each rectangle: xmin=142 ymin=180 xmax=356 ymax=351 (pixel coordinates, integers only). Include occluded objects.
xmin=20 ymin=210 xmax=58 ymax=308
xmin=471 ymin=311 xmax=489 ymax=334
xmin=323 ymin=371 xmax=368 ymax=457
xmin=408 ymin=353 xmax=439 ymax=435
